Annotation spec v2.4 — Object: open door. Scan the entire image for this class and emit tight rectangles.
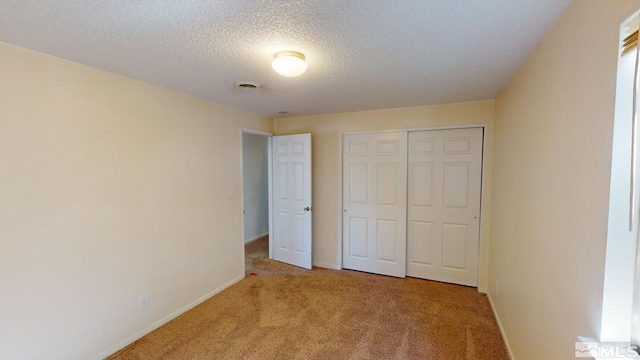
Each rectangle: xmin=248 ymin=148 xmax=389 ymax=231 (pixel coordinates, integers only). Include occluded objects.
xmin=269 ymin=134 xmax=312 ymax=269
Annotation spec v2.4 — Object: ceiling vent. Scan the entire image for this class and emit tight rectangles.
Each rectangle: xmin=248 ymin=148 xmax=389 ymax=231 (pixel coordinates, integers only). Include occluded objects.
xmin=235 ymin=81 xmax=261 ymax=89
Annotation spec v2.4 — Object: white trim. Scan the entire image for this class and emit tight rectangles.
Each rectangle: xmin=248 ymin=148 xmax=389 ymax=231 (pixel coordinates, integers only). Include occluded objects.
xmin=245 ymin=233 xmax=269 ymax=244
xmin=602 ymin=8 xmax=640 ymax=342
xmin=313 ymin=261 xmax=341 ymax=270
xmin=337 ymin=134 xmax=344 ymax=271
xmin=268 ymin=136 xmax=274 ymax=260
xmin=477 ymin=127 xmax=487 ymax=291
xmin=91 ymin=275 xmax=245 ymax=360
xmin=342 ymin=124 xmax=485 ymax=136
xmin=487 ymin=293 xmax=515 ymax=360
xmin=241 ymin=127 xmax=273 ymax=136
xmin=240 ymin=129 xmax=246 ymax=276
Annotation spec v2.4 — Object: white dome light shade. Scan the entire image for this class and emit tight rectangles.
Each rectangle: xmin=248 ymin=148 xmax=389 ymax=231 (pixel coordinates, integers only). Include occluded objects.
xmin=272 ymin=51 xmax=307 ymax=77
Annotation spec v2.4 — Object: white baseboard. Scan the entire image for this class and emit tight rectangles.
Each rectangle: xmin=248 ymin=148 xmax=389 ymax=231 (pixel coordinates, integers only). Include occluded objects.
xmin=91 ymin=274 xmax=245 ymax=360
xmin=478 ymin=286 xmax=488 ymax=294
xmin=312 ymin=261 xmax=340 ymax=270
xmin=487 ymin=293 xmax=515 ymax=360
xmin=244 ymin=232 xmax=268 ymax=244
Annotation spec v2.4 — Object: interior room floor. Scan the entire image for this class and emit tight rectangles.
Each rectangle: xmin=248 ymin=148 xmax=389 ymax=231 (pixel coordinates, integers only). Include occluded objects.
xmin=108 ymin=236 xmax=509 ymax=359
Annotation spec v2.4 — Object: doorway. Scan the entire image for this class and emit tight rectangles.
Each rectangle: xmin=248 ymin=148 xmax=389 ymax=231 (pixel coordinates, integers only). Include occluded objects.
xmin=241 ymin=130 xmax=270 ymax=275
xmin=241 ymin=130 xmax=314 ymax=274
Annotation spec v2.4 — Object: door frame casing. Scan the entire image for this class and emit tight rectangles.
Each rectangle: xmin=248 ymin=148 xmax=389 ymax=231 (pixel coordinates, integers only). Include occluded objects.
xmin=239 ymin=128 xmax=273 ymax=276
xmin=339 ymin=124 xmax=487 ymax=287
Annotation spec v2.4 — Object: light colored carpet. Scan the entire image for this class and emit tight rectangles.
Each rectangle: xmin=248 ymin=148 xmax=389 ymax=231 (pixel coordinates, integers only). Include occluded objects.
xmin=108 ymin=236 xmax=509 ymax=359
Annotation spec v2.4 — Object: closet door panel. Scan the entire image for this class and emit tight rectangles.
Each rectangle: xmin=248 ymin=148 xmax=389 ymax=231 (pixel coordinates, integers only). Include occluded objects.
xmin=407 ymin=128 xmax=483 ymax=287
xmin=343 ymin=132 xmax=407 ymax=278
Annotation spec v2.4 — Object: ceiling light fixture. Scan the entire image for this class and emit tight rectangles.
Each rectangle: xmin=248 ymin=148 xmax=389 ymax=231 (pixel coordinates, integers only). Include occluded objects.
xmin=272 ymin=51 xmax=307 ymax=77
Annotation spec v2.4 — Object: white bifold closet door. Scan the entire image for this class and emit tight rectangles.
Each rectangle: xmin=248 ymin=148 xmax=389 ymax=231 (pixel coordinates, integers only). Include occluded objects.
xmin=342 ymin=132 xmax=408 ymax=278
xmin=407 ymin=128 xmax=483 ymax=286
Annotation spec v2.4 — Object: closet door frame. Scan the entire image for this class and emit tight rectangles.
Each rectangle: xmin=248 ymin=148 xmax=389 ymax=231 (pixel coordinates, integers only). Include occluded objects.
xmin=339 ymin=125 xmax=488 ymax=290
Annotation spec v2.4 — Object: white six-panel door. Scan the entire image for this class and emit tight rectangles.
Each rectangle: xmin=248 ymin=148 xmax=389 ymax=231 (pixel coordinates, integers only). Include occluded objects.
xmin=407 ymin=128 xmax=483 ymax=286
xmin=342 ymin=132 xmax=408 ymax=278
xmin=271 ymin=134 xmax=312 ymax=269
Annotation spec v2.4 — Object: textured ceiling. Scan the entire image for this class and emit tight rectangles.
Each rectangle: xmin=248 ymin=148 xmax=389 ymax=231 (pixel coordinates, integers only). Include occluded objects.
xmin=0 ymin=0 xmax=572 ymax=118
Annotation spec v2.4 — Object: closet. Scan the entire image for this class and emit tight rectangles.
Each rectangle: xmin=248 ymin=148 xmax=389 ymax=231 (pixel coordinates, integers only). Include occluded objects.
xmin=342 ymin=127 xmax=483 ymax=286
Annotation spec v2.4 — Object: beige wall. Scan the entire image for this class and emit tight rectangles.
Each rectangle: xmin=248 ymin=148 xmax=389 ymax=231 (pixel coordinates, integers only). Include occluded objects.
xmin=0 ymin=42 xmax=272 ymax=359
xmin=275 ymin=100 xmax=494 ymax=290
xmin=491 ymin=1 xmax=640 ymax=358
